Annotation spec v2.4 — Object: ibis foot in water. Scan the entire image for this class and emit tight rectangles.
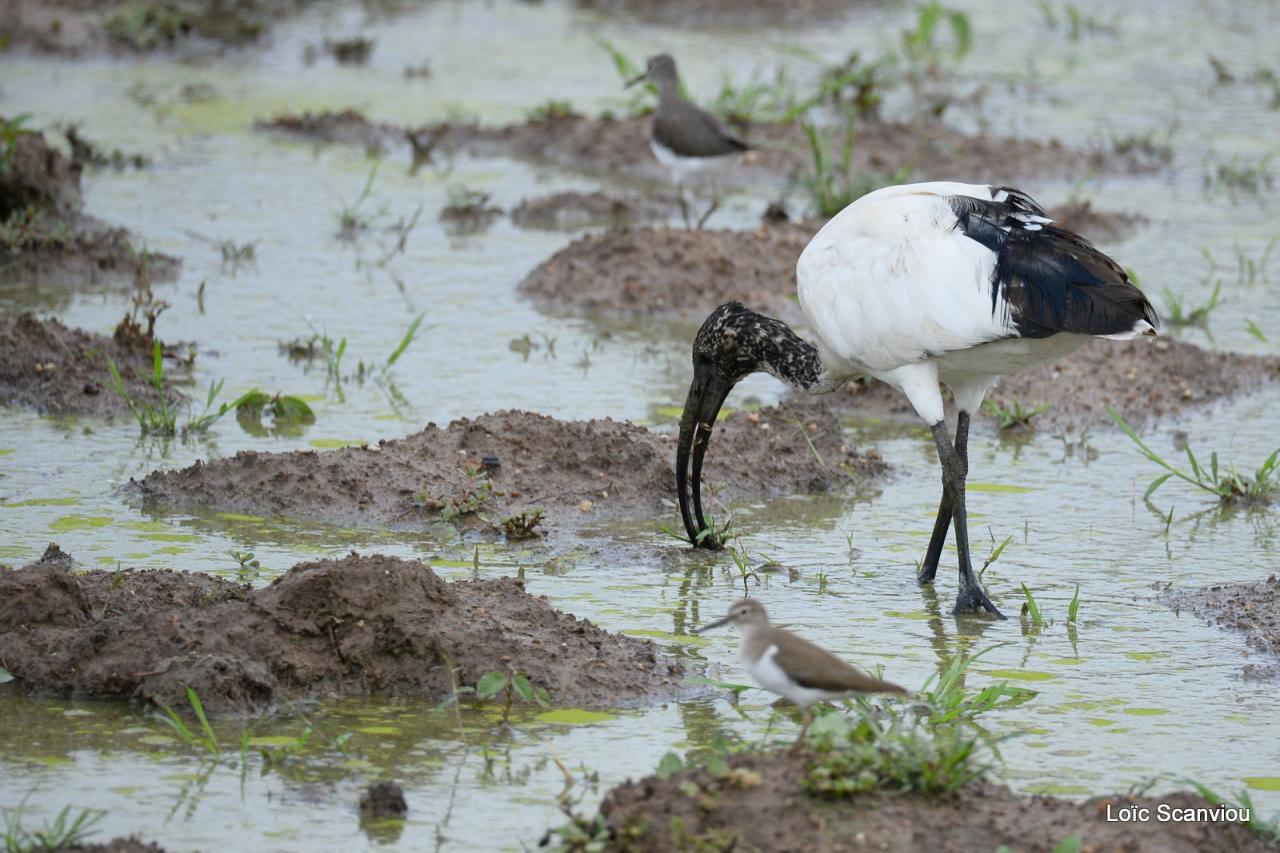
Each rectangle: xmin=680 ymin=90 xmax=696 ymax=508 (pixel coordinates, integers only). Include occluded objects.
xmin=929 ymin=416 xmax=1005 ymax=619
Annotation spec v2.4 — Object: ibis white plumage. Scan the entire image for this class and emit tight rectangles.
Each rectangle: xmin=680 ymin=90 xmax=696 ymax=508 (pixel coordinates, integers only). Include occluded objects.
xmin=675 ymin=181 xmax=1158 ymax=618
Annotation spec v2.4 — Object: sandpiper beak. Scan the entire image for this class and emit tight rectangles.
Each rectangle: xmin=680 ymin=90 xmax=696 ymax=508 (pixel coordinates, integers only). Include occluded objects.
xmin=693 ymin=614 xmax=733 ymax=634
xmin=624 ymin=72 xmax=647 ymax=89
xmin=676 ymin=361 xmax=735 ymax=550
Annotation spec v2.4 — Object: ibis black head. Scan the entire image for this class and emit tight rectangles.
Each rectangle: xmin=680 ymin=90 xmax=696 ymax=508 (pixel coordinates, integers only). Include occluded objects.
xmin=626 ymin=54 xmax=680 ymax=91
xmin=675 ymin=302 xmax=823 ymax=549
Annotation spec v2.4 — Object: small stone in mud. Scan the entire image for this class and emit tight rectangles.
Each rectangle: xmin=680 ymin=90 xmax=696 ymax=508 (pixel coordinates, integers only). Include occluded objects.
xmin=359 ymin=781 xmax=408 ymax=820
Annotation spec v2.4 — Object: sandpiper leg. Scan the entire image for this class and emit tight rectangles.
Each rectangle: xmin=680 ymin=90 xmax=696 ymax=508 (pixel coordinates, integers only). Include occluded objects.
xmin=676 ymin=188 xmax=692 ymax=229
xmin=917 ymin=412 xmax=968 ymax=585
xmin=790 ymin=707 xmax=814 ymax=753
xmin=930 ymin=418 xmax=1004 ymax=619
xmin=695 ymin=189 xmax=721 ymax=230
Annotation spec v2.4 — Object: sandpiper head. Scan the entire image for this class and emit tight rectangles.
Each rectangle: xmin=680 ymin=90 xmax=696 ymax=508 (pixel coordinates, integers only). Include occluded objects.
xmin=625 ymin=54 xmax=680 ymax=90
xmin=676 ymin=303 xmax=824 ymax=548
xmin=694 ymin=598 xmax=768 ymax=634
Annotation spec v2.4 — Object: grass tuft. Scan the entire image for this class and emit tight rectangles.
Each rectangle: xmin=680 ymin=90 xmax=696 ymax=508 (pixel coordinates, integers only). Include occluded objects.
xmin=1111 ymin=409 xmax=1280 ymax=505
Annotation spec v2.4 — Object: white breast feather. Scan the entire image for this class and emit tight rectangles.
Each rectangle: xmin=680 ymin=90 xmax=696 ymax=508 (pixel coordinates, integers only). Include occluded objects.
xmin=796 ymin=183 xmax=1014 ymax=373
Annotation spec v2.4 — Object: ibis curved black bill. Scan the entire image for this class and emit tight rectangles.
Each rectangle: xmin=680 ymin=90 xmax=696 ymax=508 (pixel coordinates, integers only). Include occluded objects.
xmin=676 ymin=362 xmax=735 ymax=550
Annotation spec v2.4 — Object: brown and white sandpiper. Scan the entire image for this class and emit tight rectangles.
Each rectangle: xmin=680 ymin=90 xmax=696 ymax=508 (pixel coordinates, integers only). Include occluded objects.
xmin=626 ymin=54 xmax=749 ymax=228
xmin=696 ymin=598 xmax=906 ymax=739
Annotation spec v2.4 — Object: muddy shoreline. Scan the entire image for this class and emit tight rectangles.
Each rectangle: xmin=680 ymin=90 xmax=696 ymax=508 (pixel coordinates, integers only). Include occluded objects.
xmin=1169 ymin=575 xmax=1280 ymax=680
xmin=125 ymin=403 xmax=887 ymax=536
xmin=589 ymin=751 xmax=1275 ymax=852
xmin=0 ymin=0 xmax=312 ymax=56
xmin=258 ymin=109 xmax=1166 ymax=189
xmin=0 ymin=546 xmax=691 ymax=716
xmin=1 ymin=121 xmax=178 ymax=286
xmin=0 ymin=310 xmax=186 ymax=417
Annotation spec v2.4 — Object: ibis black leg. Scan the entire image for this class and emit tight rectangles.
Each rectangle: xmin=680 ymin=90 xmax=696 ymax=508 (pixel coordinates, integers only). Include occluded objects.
xmin=930 ymin=417 xmax=1004 ymax=619
xmin=677 ymin=188 xmax=692 ymax=229
xmin=917 ymin=412 xmax=968 ymax=585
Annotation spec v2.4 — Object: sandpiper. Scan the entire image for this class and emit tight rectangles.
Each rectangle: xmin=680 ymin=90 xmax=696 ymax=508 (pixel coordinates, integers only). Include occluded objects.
xmin=626 ymin=54 xmax=749 ymax=228
xmin=696 ymin=598 xmax=906 ymax=739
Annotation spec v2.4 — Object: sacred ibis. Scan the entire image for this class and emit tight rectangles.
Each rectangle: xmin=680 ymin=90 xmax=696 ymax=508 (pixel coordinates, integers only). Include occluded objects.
xmin=675 ymin=182 xmax=1158 ymax=618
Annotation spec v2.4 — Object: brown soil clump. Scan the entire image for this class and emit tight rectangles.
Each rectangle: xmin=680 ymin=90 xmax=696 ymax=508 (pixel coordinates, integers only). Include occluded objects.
xmin=519 ymin=226 xmax=813 ymax=325
xmin=822 ymin=335 xmax=1280 ymax=432
xmin=591 ymin=751 xmax=1274 ymax=852
xmin=255 ymin=109 xmax=400 ymax=150
xmin=0 ymin=0 xmax=305 ymax=56
xmin=1 ymin=122 xmax=178 ymax=285
xmin=572 ymin=0 xmax=865 ymax=28
xmin=63 ymin=838 xmax=168 ymax=853
xmin=0 ymin=310 xmax=185 ymax=416
xmin=126 ymin=405 xmax=885 ymax=535
xmin=0 ymin=546 xmax=689 ymax=716
xmin=1168 ymin=575 xmax=1280 ymax=680
xmin=511 ymin=191 xmax=673 ymax=231
xmin=1048 ymin=198 xmax=1148 ymax=243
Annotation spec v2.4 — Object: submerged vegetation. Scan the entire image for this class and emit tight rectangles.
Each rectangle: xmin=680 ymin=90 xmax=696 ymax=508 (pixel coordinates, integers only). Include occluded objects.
xmin=984 ymin=398 xmax=1050 ymax=431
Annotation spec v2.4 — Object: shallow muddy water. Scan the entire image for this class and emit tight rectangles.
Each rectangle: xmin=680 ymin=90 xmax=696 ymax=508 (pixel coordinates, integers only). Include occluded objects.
xmin=2 ymin=0 xmax=1280 ymax=849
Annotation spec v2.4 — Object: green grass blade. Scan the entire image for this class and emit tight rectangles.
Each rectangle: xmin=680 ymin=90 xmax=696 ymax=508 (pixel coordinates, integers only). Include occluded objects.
xmin=1020 ymin=583 xmax=1042 ymax=625
xmin=186 ymin=686 xmax=220 ymax=753
xmin=387 ymin=312 xmax=426 ymax=366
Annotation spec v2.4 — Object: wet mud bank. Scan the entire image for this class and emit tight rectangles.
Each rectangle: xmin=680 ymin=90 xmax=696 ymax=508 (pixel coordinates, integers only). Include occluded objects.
xmin=521 ymin=226 xmax=1280 ymax=432
xmin=126 ymin=405 xmax=886 ymax=535
xmin=0 ymin=122 xmax=178 ymax=285
xmin=1169 ymin=574 xmax=1280 ymax=680
xmin=0 ymin=310 xmax=184 ymax=416
xmin=572 ymin=0 xmax=866 ymax=28
xmin=0 ymin=547 xmax=688 ymax=716
xmin=822 ymin=335 xmax=1280 ymax=432
xmin=590 ymin=753 xmax=1274 ymax=852
xmin=257 ymin=110 xmax=1164 ymax=188
xmin=511 ymin=191 xmax=674 ymax=232
xmin=0 ymin=0 xmax=310 ymax=56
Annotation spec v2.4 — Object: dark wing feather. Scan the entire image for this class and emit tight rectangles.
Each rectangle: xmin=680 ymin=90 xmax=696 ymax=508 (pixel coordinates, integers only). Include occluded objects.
xmin=772 ymin=630 xmax=907 ymax=694
xmin=949 ymin=187 xmax=1159 ymax=339
xmin=654 ymin=97 xmax=750 ymax=158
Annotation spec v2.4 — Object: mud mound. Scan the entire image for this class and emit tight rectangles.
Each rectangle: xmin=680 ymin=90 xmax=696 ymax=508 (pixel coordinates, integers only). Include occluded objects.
xmin=258 ymin=111 xmax=1162 ymax=189
xmin=573 ymin=0 xmax=864 ymax=27
xmin=0 ymin=548 xmax=688 ymax=715
xmin=63 ymin=838 xmax=167 ymax=853
xmin=1048 ymin=199 xmax=1148 ymax=243
xmin=0 ymin=123 xmax=178 ymax=284
xmin=593 ymin=752 xmax=1272 ymax=852
xmin=1169 ymin=575 xmax=1280 ymax=680
xmin=0 ymin=310 xmax=186 ymax=416
xmin=511 ymin=191 xmax=673 ymax=231
xmin=0 ymin=125 xmax=82 ymax=217
xmin=519 ymin=226 xmax=812 ymax=325
xmin=816 ymin=334 xmax=1280 ymax=431
xmin=984 ymin=336 xmax=1280 ymax=430
xmin=255 ymin=109 xmax=400 ymax=149
xmin=127 ymin=405 xmax=885 ymax=535
xmin=0 ymin=0 xmax=306 ymax=55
